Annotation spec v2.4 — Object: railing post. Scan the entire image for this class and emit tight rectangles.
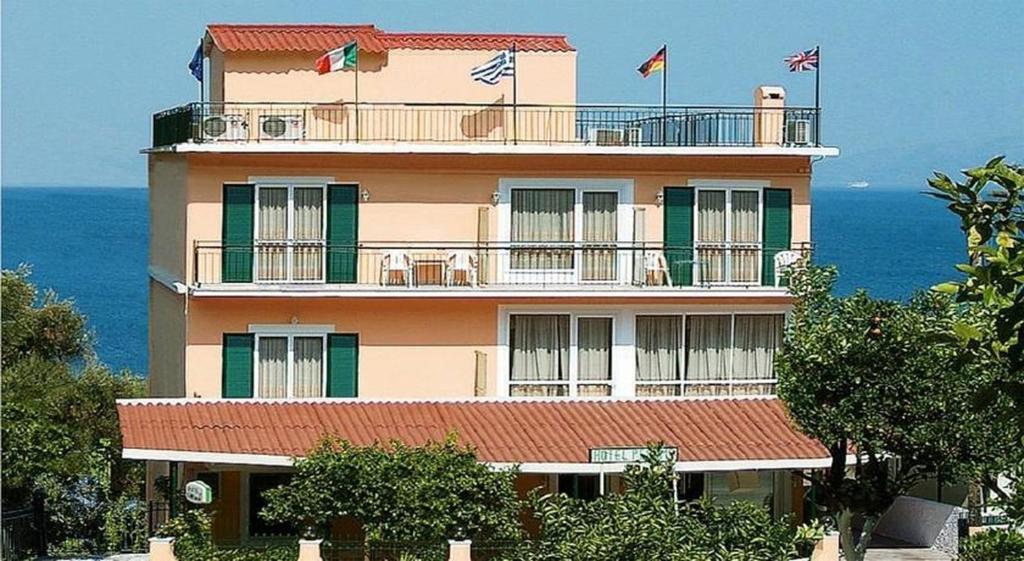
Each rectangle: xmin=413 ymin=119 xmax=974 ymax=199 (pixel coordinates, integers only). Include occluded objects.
xmin=447 ymin=539 xmax=471 ymax=561
xmin=297 ymin=538 xmax=324 ymax=561
xmin=149 ymin=537 xmax=176 ymax=561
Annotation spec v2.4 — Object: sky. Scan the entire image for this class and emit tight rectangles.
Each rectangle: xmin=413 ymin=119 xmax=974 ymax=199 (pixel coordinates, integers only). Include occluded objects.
xmin=2 ymin=0 xmax=1021 ymax=188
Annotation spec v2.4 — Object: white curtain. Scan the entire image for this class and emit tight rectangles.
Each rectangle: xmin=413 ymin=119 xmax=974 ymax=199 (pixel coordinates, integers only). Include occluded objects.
xmin=258 ymin=337 xmax=288 ymax=398
xmin=732 ymin=314 xmax=783 ymax=381
xmin=635 ymin=316 xmax=683 ymax=396
xmin=578 ymin=317 xmax=612 ymax=396
xmin=510 ymin=314 xmax=569 ymax=396
xmin=292 ymin=336 xmax=324 ymax=397
xmin=685 ymin=315 xmax=731 ymax=382
xmin=292 ymin=188 xmax=324 ymax=281
xmin=582 ymin=192 xmax=617 ymax=281
xmin=731 ymin=191 xmax=759 ymax=283
xmin=697 ymin=191 xmax=726 ymax=283
xmin=257 ymin=187 xmax=288 ymax=281
xmin=511 ymin=189 xmax=574 ymax=270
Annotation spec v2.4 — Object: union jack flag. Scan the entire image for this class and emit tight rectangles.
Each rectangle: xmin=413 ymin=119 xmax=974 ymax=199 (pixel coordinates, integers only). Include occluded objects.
xmin=785 ymin=47 xmax=819 ymax=72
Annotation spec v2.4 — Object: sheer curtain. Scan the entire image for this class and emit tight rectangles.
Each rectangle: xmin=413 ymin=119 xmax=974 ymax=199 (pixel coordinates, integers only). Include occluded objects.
xmin=292 ymin=337 xmax=324 ymax=398
xmin=510 ymin=315 xmax=570 ymax=396
xmin=258 ymin=187 xmax=288 ymax=281
xmin=697 ymin=191 xmax=726 ymax=283
xmin=731 ymin=191 xmax=759 ymax=283
xmin=258 ymin=337 xmax=288 ymax=398
xmin=635 ymin=315 xmax=683 ymax=396
xmin=732 ymin=314 xmax=783 ymax=395
xmin=292 ymin=188 xmax=324 ymax=281
xmin=685 ymin=315 xmax=731 ymax=396
xmin=511 ymin=189 xmax=574 ymax=270
xmin=582 ymin=192 xmax=617 ymax=281
xmin=578 ymin=317 xmax=612 ymax=396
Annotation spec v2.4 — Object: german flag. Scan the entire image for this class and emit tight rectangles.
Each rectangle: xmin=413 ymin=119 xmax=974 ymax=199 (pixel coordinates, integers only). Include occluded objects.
xmin=637 ymin=46 xmax=666 ymax=78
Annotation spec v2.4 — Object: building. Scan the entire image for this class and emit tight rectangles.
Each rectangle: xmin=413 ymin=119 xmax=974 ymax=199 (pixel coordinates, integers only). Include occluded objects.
xmin=121 ymin=23 xmax=840 ymax=543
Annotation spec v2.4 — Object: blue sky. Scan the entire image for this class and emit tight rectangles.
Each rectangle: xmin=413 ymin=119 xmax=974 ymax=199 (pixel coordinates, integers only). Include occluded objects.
xmin=2 ymin=0 xmax=1021 ymax=187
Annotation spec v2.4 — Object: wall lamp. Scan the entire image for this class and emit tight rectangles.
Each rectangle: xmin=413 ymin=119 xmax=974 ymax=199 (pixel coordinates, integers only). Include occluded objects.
xmin=491 ymin=191 xmax=501 ymax=205
xmin=361 ymin=189 xmax=371 ymax=202
xmin=655 ymin=192 xmax=664 ymax=206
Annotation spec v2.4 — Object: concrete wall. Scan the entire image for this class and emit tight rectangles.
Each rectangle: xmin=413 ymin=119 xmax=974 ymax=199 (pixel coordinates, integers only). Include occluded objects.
xmin=149 ymin=280 xmax=186 ymax=397
xmin=149 ymin=155 xmax=188 ymax=280
xmin=874 ymin=496 xmax=962 ymax=555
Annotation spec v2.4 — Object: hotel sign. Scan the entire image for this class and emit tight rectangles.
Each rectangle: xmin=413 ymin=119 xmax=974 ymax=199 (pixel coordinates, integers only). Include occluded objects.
xmin=589 ymin=447 xmax=677 ymax=464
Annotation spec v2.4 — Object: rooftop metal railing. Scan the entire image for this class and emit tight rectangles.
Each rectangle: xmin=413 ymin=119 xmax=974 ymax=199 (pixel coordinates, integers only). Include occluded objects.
xmin=192 ymin=240 xmax=811 ymax=290
xmin=152 ymin=102 xmax=821 ymax=148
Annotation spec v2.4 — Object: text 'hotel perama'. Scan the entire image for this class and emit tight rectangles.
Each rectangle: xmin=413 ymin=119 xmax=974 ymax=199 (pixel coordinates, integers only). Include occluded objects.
xmin=121 ymin=24 xmax=839 ymax=542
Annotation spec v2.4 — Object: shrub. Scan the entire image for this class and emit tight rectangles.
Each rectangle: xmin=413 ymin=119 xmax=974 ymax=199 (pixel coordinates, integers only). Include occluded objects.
xmin=958 ymin=529 xmax=1024 ymax=561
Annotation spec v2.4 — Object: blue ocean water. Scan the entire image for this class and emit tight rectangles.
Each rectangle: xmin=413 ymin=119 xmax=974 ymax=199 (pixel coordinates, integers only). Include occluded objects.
xmin=0 ymin=185 xmax=964 ymax=376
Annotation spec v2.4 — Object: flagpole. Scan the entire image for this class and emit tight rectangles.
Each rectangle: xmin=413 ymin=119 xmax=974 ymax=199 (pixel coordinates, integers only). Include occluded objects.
xmin=814 ymin=44 xmax=820 ymax=144
xmin=512 ymin=42 xmax=518 ymax=146
xmin=661 ymin=44 xmax=667 ymax=146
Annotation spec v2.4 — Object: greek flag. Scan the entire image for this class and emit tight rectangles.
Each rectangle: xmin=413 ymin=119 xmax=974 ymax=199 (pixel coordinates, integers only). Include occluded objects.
xmin=470 ymin=50 xmax=515 ymax=85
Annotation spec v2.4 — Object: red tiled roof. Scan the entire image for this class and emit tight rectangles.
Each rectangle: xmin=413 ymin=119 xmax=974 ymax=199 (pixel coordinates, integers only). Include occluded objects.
xmin=117 ymin=398 xmax=826 ymax=465
xmin=206 ymin=24 xmax=574 ymax=54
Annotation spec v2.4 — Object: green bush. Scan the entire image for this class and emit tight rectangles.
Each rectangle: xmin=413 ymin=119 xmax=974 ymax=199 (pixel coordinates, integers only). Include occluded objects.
xmin=958 ymin=529 xmax=1024 ymax=561
xmin=157 ymin=509 xmax=298 ymax=561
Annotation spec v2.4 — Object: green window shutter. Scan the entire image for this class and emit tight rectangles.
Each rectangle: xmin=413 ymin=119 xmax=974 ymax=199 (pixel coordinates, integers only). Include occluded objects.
xmin=221 ymin=184 xmax=254 ymax=283
xmin=326 ymin=184 xmax=359 ymax=283
xmin=327 ymin=334 xmax=358 ymax=397
xmin=762 ymin=188 xmax=793 ymax=286
xmin=222 ymin=334 xmax=254 ymax=398
xmin=663 ymin=187 xmax=694 ymax=286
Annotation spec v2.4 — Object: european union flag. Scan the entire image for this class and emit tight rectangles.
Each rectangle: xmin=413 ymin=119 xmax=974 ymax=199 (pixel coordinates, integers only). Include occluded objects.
xmin=188 ymin=41 xmax=203 ymax=82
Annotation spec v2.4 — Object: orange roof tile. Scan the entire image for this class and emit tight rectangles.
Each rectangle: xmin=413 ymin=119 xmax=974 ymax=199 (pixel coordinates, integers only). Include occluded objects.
xmin=117 ymin=398 xmax=826 ymax=465
xmin=205 ymin=24 xmax=574 ymax=54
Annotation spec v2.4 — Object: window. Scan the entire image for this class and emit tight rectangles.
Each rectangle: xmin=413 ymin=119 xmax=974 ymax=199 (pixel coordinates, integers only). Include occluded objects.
xmin=695 ymin=189 xmax=760 ymax=284
xmin=635 ymin=315 xmax=684 ymax=396
xmin=685 ymin=314 xmax=783 ymax=396
xmin=511 ymin=189 xmax=574 ymax=270
xmin=255 ymin=334 xmax=326 ymax=398
xmin=558 ymin=474 xmax=600 ymax=501
xmin=255 ymin=184 xmax=325 ymax=282
xmin=677 ymin=473 xmax=705 ymax=502
xmin=508 ymin=314 xmax=614 ymax=397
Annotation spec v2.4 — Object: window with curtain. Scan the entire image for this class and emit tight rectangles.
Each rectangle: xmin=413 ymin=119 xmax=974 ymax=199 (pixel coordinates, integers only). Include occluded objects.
xmin=292 ymin=187 xmax=324 ymax=281
xmin=635 ymin=315 xmax=683 ymax=396
xmin=257 ymin=187 xmax=288 ymax=281
xmin=510 ymin=314 xmax=570 ymax=396
xmin=256 ymin=334 xmax=326 ymax=398
xmin=681 ymin=313 xmax=783 ymax=396
xmin=578 ymin=317 xmax=612 ymax=396
xmin=731 ymin=191 xmax=760 ymax=284
xmin=255 ymin=185 xmax=326 ymax=283
xmin=695 ymin=189 xmax=762 ymax=284
xmin=581 ymin=192 xmax=618 ymax=281
xmin=511 ymin=189 xmax=574 ymax=270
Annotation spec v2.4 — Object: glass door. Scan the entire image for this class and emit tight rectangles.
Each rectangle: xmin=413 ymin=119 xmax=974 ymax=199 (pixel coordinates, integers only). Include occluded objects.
xmin=581 ymin=192 xmax=618 ymax=282
xmin=255 ymin=184 xmax=325 ymax=282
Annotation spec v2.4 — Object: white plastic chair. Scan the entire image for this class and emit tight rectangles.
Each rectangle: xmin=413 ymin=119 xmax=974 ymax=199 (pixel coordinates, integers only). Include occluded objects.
xmin=380 ymin=250 xmax=414 ymax=287
xmin=773 ymin=250 xmax=803 ymax=286
xmin=446 ymin=250 xmax=478 ymax=286
xmin=643 ymin=251 xmax=673 ymax=287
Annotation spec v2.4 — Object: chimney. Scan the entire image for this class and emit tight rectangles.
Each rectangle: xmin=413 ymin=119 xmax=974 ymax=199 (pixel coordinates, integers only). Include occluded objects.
xmin=753 ymin=86 xmax=786 ymax=146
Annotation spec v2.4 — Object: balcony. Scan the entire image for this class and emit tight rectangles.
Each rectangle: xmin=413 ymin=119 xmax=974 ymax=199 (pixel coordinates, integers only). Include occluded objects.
xmin=152 ymin=102 xmax=822 ymax=149
xmin=191 ymin=241 xmax=810 ymax=296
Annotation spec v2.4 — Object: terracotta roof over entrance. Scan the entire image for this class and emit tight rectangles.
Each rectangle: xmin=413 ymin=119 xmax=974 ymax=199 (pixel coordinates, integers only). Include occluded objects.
xmin=117 ymin=398 xmax=827 ymax=466
xmin=206 ymin=24 xmax=575 ymax=53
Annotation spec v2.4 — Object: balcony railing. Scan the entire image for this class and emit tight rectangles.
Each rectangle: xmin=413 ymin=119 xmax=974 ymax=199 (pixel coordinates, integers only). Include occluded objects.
xmin=192 ymin=241 xmax=811 ymax=290
xmin=153 ymin=102 xmax=821 ymax=148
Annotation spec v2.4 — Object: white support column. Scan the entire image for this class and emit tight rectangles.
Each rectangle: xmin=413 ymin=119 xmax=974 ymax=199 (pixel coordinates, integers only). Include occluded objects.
xmin=448 ymin=539 xmax=472 ymax=561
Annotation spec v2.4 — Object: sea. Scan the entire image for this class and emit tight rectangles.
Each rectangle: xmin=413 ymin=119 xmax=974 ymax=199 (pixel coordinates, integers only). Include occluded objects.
xmin=0 ymin=186 xmax=964 ymax=377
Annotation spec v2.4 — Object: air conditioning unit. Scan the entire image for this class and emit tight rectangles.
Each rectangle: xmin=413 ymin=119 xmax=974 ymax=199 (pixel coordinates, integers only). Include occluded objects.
xmin=588 ymin=127 xmax=643 ymax=146
xmin=785 ymin=120 xmax=811 ymax=146
xmin=258 ymin=115 xmax=304 ymax=141
xmin=202 ymin=115 xmax=247 ymax=141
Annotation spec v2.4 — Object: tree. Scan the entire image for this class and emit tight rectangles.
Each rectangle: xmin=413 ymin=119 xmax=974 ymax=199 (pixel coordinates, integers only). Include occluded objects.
xmin=0 ymin=267 xmax=145 ymax=553
xmin=261 ymin=434 xmax=523 ymax=543
xmin=776 ymin=265 xmax=1011 ymax=561
xmin=928 ymin=156 xmax=1024 ymax=524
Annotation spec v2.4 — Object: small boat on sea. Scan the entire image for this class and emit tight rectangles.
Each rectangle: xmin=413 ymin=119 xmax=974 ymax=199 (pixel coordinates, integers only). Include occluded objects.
xmin=848 ymin=180 xmax=870 ymax=189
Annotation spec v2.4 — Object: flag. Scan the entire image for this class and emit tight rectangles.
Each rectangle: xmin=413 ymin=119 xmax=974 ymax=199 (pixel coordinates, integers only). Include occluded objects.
xmin=188 ymin=41 xmax=203 ymax=82
xmin=637 ymin=46 xmax=666 ymax=78
xmin=470 ymin=50 xmax=515 ymax=85
xmin=784 ymin=47 xmax=819 ymax=72
xmin=316 ymin=41 xmax=358 ymax=75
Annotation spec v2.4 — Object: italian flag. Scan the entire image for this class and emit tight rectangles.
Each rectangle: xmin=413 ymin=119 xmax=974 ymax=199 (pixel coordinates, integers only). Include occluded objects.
xmin=316 ymin=41 xmax=358 ymax=75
